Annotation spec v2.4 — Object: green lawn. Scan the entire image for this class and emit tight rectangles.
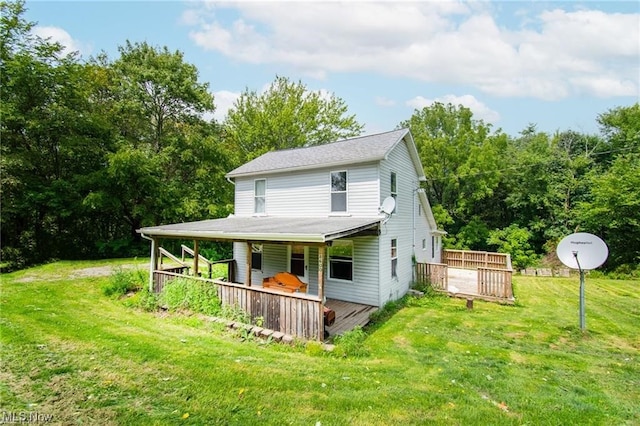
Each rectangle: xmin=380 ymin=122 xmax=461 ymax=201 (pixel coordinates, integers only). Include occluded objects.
xmin=1 ymin=260 xmax=638 ymax=425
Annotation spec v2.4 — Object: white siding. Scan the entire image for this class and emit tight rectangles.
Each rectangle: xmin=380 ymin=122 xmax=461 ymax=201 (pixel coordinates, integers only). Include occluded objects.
xmin=233 ymin=163 xmax=379 ymax=218
xmin=324 ymin=236 xmax=379 ymax=306
xmin=414 ymin=201 xmax=436 ymax=264
xmin=377 ymin=138 xmax=420 ymax=306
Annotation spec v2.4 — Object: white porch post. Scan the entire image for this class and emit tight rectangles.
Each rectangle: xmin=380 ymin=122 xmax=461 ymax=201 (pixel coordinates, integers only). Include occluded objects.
xmin=318 ymin=245 xmax=326 ymax=340
xmin=149 ymin=237 xmax=158 ymax=292
xmin=246 ymin=242 xmax=252 ymax=286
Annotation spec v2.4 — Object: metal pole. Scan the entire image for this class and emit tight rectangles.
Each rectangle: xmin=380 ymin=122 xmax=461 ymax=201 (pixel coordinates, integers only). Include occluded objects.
xmin=573 ymin=251 xmax=586 ymax=332
xmin=579 ymin=269 xmax=586 ymax=331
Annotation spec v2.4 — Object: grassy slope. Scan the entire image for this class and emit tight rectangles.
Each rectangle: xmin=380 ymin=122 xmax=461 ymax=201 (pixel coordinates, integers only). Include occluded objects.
xmin=1 ymin=260 xmax=638 ymax=425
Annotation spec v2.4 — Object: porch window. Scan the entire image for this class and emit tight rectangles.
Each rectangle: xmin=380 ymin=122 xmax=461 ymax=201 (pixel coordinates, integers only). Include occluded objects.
xmin=330 ymin=171 xmax=347 ymax=212
xmin=328 ymin=240 xmax=353 ymax=281
xmin=251 ymin=244 xmax=263 ymax=270
xmin=390 ymin=172 xmax=397 ymax=200
xmin=254 ymin=179 xmax=266 ymax=214
xmin=290 ymin=245 xmax=305 ymax=277
xmin=391 ymin=239 xmax=398 ymax=278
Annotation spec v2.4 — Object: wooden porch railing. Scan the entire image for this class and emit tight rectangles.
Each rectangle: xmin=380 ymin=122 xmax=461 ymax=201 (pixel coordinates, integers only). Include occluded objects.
xmin=443 ymin=249 xmax=512 ymax=270
xmin=415 ymin=262 xmax=448 ymax=290
xmin=152 ymin=270 xmax=323 ymax=340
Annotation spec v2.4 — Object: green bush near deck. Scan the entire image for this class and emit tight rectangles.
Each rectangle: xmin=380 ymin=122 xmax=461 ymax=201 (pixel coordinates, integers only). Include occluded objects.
xmin=157 ymin=278 xmax=221 ymax=316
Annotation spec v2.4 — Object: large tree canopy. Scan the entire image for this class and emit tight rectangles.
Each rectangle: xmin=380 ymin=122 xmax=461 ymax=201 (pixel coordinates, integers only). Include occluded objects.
xmin=400 ymin=102 xmax=508 ymax=248
xmin=223 ymin=75 xmax=363 ymax=165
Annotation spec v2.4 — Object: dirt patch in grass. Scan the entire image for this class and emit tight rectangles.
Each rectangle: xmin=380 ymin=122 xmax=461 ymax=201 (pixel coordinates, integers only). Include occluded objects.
xmin=14 ymin=264 xmax=145 ymax=283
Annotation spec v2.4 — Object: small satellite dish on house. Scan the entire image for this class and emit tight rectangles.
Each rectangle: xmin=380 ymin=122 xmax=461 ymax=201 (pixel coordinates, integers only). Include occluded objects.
xmin=556 ymin=232 xmax=608 ymax=270
xmin=379 ymin=196 xmax=396 ymax=225
xmin=556 ymin=232 xmax=608 ymax=332
xmin=380 ymin=196 xmax=396 ymax=215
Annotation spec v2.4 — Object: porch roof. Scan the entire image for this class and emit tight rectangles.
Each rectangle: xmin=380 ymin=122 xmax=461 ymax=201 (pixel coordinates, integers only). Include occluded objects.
xmin=138 ymin=216 xmax=382 ymax=244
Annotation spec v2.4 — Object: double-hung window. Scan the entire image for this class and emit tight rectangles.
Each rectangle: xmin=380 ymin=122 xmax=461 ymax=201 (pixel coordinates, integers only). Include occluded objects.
xmin=391 ymin=239 xmax=398 ymax=278
xmin=330 ymin=171 xmax=347 ymax=213
xmin=328 ymin=240 xmax=353 ymax=281
xmin=390 ymin=172 xmax=397 ymax=200
xmin=254 ymin=179 xmax=266 ymax=214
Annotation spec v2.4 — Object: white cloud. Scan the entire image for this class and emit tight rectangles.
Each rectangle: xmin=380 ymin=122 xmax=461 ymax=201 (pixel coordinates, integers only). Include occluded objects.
xmin=32 ymin=26 xmax=89 ymax=57
xmin=184 ymin=3 xmax=639 ymax=100
xmin=406 ymin=94 xmax=500 ymax=124
xmin=212 ymin=90 xmax=240 ymax=122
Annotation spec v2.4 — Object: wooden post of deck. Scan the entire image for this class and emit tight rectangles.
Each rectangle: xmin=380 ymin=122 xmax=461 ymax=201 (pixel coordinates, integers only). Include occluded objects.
xmin=149 ymin=237 xmax=158 ymax=292
xmin=245 ymin=242 xmax=252 ymax=286
xmin=193 ymin=240 xmax=200 ymax=277
xmin=318 ymin=245 xmax=326 ymax=340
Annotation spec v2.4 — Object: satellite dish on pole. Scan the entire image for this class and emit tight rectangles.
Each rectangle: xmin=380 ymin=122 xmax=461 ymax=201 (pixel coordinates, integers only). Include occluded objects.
xmin=379 ymin=196 xmax=396 ymax=225
xmin=556 ymin=232 xmax=608 ymax=270
xmin=556 ymin=232 xmax=608 ymax=332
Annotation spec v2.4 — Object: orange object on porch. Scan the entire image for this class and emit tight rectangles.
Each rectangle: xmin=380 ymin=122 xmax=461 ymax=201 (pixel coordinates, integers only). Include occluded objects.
xmin=262 ymin=272 xmax=308 ymax=293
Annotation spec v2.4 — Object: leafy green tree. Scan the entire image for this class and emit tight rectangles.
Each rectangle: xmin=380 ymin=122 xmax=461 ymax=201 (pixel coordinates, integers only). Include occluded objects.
xmin=400 ymin=102 xmax=508 ymax=248
xmin=84 ymin=42 xmax=229 ymax=248
xmin=595 ymin=103 xmax=640 ymax=163
xmin=576 ymin=154 xmax=640 ymax=268
xmin=224 ymin=75 xmax=363 ymax=164
xmin=1 ymin=0 xmax=113 ymax=267
xmin=487 ymin=224 xmax=539 ymax=269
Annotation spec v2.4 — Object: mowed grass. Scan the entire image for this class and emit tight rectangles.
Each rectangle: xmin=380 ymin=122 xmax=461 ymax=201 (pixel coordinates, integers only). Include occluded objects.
xmin=1 ymin=260 xmax=638 ymax=425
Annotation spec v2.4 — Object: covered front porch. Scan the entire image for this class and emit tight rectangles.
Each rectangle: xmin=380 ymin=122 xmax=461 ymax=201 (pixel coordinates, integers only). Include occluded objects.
xmin=139 ymin=216 xmax=383 ymax=341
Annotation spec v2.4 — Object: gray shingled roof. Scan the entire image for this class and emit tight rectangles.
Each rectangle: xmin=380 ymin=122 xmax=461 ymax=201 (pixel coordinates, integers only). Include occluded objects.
xmin=139 ymin=216 xmax=382 ymax=243
xmin=226 ymin=128 xmax=411 ymax=178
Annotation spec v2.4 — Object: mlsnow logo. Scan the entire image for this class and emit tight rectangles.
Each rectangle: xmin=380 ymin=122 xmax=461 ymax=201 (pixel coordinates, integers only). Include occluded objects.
xmin=0 ymin=411 xmax=54 ymax=424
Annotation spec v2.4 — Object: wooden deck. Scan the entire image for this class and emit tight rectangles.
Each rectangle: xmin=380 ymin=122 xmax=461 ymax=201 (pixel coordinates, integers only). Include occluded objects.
xmin=324 ymin=298 xmax=378 ymax=338
xmin=446 ymin=267 xmax=515 ymax=303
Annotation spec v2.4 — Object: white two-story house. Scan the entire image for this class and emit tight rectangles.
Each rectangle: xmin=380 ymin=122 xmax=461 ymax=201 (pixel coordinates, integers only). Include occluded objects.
xmin=139 ymin=128 xmax=444 ymax=338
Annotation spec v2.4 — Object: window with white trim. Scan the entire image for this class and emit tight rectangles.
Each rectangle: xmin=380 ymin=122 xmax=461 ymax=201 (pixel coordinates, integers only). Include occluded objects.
xmin=422 ymin=238 xmax=426 ymax=250
xmin=330 ymin=171 xmax=347 ymax=212
xmin=391 ymin=239 xmax=398 ymax=278
xmin=254 ymin=179 xmax=266 ymax=214
xmin=251 ymin=244 xmax=263 ymax=270
xmin=328 ymin=240 xmax=353 ymax=281
xmin=390 ymin=172 xmax=397 ymax=200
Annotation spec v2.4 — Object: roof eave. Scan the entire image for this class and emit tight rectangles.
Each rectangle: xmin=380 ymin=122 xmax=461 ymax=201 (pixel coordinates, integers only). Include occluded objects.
xmin=226 ymin=158 xmax=383 ymax=179
xmin=140 ymin=228 xmax=328 ymax=243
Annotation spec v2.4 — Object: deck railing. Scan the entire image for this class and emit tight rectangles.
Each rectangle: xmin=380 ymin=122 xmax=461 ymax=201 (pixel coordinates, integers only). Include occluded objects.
xmin=443 ymin=249 xmax=512 ymax=270
xmin=415 ymin=262 xmax=448 ymax=290
xmin=417 ymin=248 xmax=514 ymax=302
xmin=477 ymin=267 xmax=513 ymax=299
xmin=152 ymin=270 xmax=323 ymax=340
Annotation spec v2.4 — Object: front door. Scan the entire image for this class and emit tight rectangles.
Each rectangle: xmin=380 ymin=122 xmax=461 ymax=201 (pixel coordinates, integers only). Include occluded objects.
xmin=289 ymin=245 xmax=309 ymax=284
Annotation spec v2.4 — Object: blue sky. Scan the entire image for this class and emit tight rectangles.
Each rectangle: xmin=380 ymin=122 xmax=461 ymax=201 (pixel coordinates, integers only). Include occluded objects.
xmin=26 ymin=1 xmax=639 ymax=137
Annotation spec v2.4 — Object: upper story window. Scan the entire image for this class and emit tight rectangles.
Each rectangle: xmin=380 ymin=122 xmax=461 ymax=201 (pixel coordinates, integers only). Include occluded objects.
xmin=328 ymin=240 xmax=353 ymax=281
xmin=330 ymin=171 xmax=347 ymax=213
xmin=390 ymin=172 xmax=397 ymax=200
xmin=254 ymin=179 xmax=266 ymax=214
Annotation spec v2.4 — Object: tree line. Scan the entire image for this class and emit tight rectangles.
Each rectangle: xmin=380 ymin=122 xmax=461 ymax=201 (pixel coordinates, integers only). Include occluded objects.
xmin=1 ymin=1 xmax=638 ymax=274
